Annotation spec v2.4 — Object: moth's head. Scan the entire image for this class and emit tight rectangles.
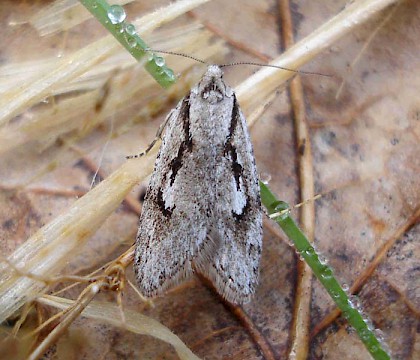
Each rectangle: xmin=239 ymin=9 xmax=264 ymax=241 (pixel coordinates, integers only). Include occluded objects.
xmin=198 ymin=65 xmax=229 ymax=104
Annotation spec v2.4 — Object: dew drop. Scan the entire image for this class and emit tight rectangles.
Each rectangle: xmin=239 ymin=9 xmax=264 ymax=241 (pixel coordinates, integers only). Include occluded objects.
xmin=260 ymin=172 xmax=272 ymax=184
xmin=373 ymin=329 xmax=385 ymax=342
xmin=360 ymin=329 xmax=370 ymax=341
xmin=318 ymin=254 xmax=328 ymax=266
xmin=107 ymin=5 xmax=126 ymax=25
xmin=304 ymin=246 xmax=315 ymax=256
xmin=127 ymin=37 xmax=137 ymax=48
xmin=115 ymin=23 xmax=124 ymax=33
xmin=350 ymin=295 xmax=362 ymax=309
xmin=342 ymin=283 xmax=349 ymax=292
xmin=320 ymin=272 xmax=333 ymax=281
xmin=342 ymin=309 xmax=351 ymax=320
xmin=270 ymin=201 xmax=290 ymax=218
xmin=124 ymin=23 xmax=136 ymax=36
xmin=163 ymin=67 xmax=176 ymax=81
xmin=155 ymin=56 xmax=165 ymax=67
xmin=331 ymin=290 xmax=340 ymax=299
xmin=321 ymin=266 xmax=333 ymax=278
xmin=364 ymin=317 xmax=374 ymax=331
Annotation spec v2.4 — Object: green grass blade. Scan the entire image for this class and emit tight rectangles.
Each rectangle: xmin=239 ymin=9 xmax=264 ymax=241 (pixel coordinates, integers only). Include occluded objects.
xmin=79 ymin=0 xmax=176 ymax=88
xmin=260 ymin=181 xmax=390 ymax=360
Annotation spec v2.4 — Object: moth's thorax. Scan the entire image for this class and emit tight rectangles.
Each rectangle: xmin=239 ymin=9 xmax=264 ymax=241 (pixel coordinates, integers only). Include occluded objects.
xmin=197 ymin=65 xmax=233 ymax=104
xmin=189 ymin=67 xmax=235 ymax=148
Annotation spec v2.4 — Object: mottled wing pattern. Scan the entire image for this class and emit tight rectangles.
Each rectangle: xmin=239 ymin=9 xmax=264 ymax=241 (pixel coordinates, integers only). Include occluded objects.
xmin=196 ymin=96 xmax=263 ymax=304
xmin=134 ymin=94 xmax=209 ymax=297
xmin=135 ymin=66 xmax=263 ymax=304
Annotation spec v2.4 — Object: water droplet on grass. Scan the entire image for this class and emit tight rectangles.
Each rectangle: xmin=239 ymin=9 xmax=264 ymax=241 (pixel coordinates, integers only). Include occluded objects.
xmin=107 ymin=5 xmax=126 ymax=25
xmin=125 ymin=23 xmax=136 ymax=35
xmin=155 ymin=56 xmax=165 ymax=67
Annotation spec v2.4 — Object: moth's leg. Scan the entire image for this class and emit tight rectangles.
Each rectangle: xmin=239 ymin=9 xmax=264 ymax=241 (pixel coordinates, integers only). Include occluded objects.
xmin=126 ymin=110 xmax=173 ymax=159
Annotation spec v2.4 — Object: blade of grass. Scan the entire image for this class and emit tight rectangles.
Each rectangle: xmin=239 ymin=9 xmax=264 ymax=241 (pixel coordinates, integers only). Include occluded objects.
xmin=30 ymin=0 xmax=133 ymax=36
xmin=79 ymin=0 xmax=177 ymax=88
xmin=0 ymin=0 xmax=210 ymax=126
xmin=260 ymin=181 xmax=390 ymax=360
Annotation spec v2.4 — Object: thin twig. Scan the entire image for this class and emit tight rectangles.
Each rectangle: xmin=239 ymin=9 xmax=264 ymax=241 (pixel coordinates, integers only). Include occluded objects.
xmin=278 ymin=0 xmax=316 ymax=358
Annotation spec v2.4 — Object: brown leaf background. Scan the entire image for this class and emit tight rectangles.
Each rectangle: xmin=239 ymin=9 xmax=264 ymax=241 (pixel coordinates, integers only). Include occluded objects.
xmin=0 ymin=0 xmax=419 ymax=359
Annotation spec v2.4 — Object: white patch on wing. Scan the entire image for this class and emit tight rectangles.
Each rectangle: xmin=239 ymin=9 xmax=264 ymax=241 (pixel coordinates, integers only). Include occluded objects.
xmin=163 ymin=178 xmax=175 ymax=208
xmin=231 ymin=176 xmax=246 ymax=215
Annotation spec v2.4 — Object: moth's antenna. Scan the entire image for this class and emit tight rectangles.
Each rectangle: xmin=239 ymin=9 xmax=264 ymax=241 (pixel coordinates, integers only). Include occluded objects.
xmin=146 ymin=49 xmax=331 ymax=77
xmin=145 ymin=49 xmax=208 ymax=65
xmin=219 ymin=61 xmax=332 ymax=78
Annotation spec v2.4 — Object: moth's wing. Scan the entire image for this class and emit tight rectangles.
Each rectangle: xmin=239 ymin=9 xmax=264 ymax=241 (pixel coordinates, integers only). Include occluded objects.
xmin=197 ymin=95 xmax=263 ymax=304
xmin=134 ymin=95 xmax=210 ymax=297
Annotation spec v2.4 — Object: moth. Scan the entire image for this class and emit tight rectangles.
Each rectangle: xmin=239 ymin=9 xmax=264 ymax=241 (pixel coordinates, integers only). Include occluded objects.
xmin=134 ymin=65 xmax=263 ymax=304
